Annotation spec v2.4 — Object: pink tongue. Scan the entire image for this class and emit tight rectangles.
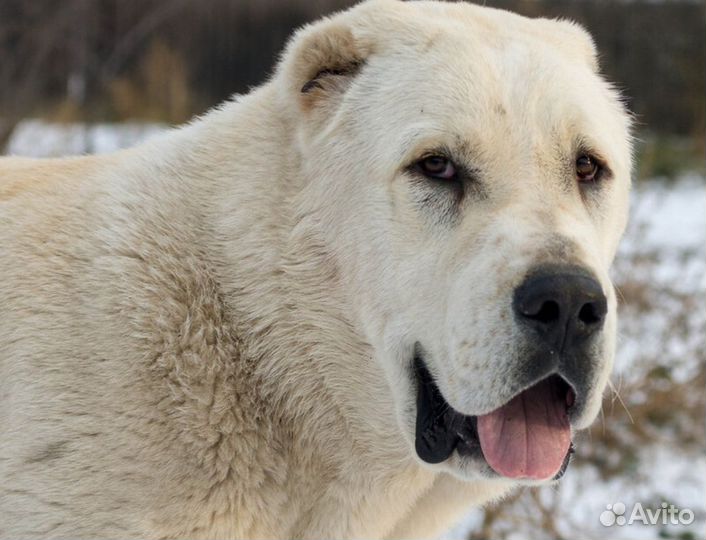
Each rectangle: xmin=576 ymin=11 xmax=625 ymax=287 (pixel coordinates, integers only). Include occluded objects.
xmin=477 ymin=378 xmax=571 ymax=480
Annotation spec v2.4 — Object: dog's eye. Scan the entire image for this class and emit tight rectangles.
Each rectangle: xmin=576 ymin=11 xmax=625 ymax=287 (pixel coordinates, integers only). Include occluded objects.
xmin=576 ymin=154 xmax=601 ymax=183
xmin=416 ymin=156 xmax=457 ymax=181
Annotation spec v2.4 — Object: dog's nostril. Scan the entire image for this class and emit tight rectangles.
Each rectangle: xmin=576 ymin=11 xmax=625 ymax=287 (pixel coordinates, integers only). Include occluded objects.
xmin=578 ymin=301 xmax=604 ymax=325
xmin=527 ymin=300 xmax=560 ymax=324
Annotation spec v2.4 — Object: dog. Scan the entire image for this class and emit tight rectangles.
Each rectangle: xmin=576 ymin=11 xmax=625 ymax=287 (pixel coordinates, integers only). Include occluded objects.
xmin=0 ymin=0 xmax=632 ymax=537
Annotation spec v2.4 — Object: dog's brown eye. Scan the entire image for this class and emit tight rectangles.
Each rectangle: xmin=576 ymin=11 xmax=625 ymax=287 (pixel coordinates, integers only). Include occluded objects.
xmin=576 ymin=154 xmax=600 ymax=182
xmin=417 ymin=156 xmax=457 ymax=180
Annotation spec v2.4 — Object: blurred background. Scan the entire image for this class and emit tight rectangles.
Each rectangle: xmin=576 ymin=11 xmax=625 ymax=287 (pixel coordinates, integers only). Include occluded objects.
xmin=1 ymin=1 xmax=704 ymax=539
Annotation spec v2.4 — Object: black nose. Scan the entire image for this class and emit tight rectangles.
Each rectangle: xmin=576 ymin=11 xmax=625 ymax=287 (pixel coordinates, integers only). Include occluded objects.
xmin=513 ymin=265 xmax=607 ymax=352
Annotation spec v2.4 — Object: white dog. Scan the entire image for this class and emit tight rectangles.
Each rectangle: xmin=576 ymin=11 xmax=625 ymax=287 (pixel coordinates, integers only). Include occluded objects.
xmin=0 ymin=0 xmax=631 ymax=538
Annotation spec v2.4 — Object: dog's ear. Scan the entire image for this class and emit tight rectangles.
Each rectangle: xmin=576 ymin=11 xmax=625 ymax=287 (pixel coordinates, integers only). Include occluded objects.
xmin=279 ymin=18 xmax=372 ymax=111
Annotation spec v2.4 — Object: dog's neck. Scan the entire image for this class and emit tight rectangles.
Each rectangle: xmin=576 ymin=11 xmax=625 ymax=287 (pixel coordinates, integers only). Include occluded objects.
xmin=136 ymin=89 xmax=435 ymax=537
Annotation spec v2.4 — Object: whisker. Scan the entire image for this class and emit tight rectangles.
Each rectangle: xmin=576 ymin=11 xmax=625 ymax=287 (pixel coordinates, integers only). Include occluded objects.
xmin=607 ymin=376 xmax=634 ymax=424
xmin=613 ymin=282 xmax=627 ymax=305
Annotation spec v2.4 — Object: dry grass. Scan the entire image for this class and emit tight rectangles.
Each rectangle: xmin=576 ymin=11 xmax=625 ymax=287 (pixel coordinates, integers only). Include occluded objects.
xmin=108 ymin=40 xmax=191 ymax=123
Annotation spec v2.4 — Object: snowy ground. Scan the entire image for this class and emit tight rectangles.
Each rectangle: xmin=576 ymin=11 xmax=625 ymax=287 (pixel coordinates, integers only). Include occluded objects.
xmin=5 ymin=119 xmax=166 ymax=157
xmin=4 ymin=121 xmax=705 ymax=540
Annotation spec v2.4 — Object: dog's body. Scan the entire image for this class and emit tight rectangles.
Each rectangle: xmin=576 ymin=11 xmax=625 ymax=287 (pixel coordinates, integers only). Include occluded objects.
xmin=0 ymin=1 xmax=631 ymax=538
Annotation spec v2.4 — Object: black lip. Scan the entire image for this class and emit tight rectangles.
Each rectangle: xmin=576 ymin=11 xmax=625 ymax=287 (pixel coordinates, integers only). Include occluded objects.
xmin=413 ymin=355 xmax=575 ymax=480
xmin=414 ymin=356 xmax=481 ymax=464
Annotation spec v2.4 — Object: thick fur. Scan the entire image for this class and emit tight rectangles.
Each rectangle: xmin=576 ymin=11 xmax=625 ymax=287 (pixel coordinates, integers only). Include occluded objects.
xmin=0 ymin=1 xmax=632 ymax=538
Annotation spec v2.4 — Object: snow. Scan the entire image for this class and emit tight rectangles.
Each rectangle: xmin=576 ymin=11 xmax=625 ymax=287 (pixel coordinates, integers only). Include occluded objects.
xmin=628 ymin=174 xmax=706 ymax=252
xmin=4 ymin=121 xmax=704 ymax=540
xmin=4 ymin=119 xmax=167 ymax=158
xmin=613 ymin=177 xmax=706 ymax=385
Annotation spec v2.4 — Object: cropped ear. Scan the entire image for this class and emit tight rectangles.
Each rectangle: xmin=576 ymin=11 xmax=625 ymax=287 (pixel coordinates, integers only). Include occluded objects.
xmin=278 ymin=18 xmax=373 ymax=111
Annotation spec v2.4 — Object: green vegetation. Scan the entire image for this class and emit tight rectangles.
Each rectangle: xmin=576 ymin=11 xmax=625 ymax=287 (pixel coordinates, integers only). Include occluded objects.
xmin=636 ymin=135 xmax=706 ymax=181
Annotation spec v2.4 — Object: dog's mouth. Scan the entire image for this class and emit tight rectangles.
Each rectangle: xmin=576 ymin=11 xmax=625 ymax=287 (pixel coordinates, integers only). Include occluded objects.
xmin=413 ymin=356 xmax=575 ymax=480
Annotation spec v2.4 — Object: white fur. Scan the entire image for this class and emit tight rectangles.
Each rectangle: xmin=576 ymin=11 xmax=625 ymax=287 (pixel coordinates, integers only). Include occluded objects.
xmin=0 ymin=1 xmax=631 ymax=538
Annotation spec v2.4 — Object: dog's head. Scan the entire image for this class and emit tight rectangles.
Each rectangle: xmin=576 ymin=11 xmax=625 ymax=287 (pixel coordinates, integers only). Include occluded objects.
xmin=278 ymin=0 xmax=632 ymax=483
